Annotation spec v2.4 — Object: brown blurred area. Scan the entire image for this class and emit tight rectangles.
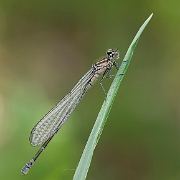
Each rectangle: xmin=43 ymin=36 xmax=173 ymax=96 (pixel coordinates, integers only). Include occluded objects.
xmin=0 ymin=1 xmax=180 ymax=180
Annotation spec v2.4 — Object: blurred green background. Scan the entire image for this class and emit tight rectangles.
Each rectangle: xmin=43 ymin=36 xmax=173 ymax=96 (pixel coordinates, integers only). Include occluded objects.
xmin=0 ymin=1 xmax=180 ymax=180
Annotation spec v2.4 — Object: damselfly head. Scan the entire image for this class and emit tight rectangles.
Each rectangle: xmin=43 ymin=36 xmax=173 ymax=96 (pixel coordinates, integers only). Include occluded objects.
xmin=106 ymin=49 xmax=119 ymax=60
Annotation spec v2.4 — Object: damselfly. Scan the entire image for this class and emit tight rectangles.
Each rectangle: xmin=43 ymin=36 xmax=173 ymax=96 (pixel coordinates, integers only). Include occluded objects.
xmin=21 ymin=49 xmax=120 ymax=175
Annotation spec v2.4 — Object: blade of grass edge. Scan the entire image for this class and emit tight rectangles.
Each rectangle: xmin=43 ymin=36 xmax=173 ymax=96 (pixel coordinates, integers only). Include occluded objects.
xmin=73 ymin=13 xmax=153 ymax=180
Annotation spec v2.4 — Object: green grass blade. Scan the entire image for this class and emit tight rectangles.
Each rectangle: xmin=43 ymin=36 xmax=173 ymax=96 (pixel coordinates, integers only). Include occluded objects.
xmin=73 ymin=13 xmax=153 ymax=180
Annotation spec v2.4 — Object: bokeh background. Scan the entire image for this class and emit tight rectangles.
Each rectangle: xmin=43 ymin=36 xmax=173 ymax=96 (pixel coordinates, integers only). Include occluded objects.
xmin=0 ymin=1 xmax=180 ymax=180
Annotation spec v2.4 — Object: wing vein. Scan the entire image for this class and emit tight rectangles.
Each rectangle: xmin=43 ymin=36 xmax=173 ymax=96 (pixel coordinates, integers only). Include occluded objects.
xmin=30 ymin=68 xmax=95 ymax=146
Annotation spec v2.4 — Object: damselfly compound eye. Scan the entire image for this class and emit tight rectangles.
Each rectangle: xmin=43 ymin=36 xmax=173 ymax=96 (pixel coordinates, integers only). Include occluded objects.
xmin=106 ymin=49 xmax=119 ymax=60
xmin=106 ymin=49 xmax=113 ymax=55
xmin=113 ymin=50 xmax=120 ymax=59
